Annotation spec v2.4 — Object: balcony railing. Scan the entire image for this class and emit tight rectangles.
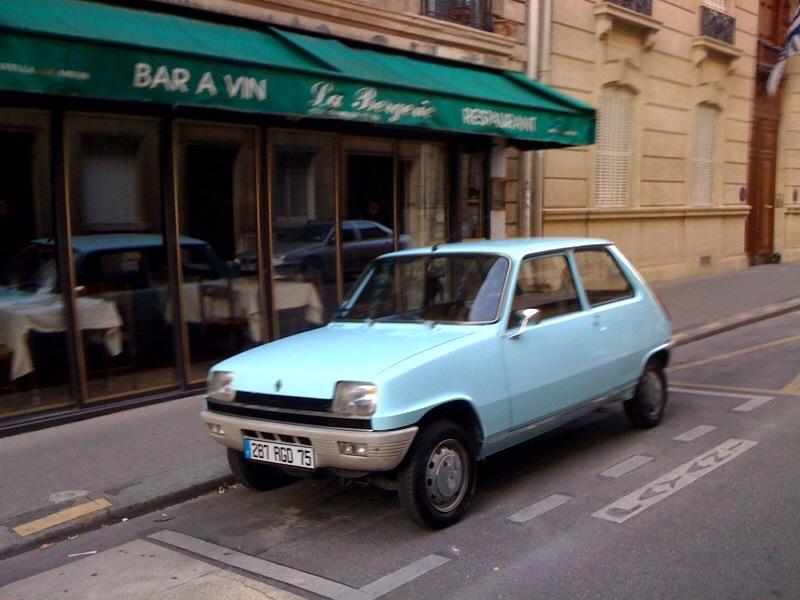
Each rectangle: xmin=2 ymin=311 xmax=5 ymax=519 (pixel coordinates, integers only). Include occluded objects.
xmin=605 ymin=0 xmax=652 ymax=16
xmin=421 ymin=0 xmax=492 ymax=31
xmin=699 ymin=5 xmax=735 ymax=45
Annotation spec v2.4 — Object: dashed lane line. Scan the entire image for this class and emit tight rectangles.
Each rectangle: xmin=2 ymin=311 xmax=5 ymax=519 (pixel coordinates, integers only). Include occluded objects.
xmin=507 ymin=494 xmax=572 ymax=523
xmin=599 ymin=455 xmax=653 ymax=479
xmin=673 ymin=425 xmax=716 ymax=442
xmin=732 ymin=396 xmax=774 ymax=412
xmin=149 ymin=529 xmax=449 ymax=600
xmin=592 ymin=439 xmax=758 ymax=524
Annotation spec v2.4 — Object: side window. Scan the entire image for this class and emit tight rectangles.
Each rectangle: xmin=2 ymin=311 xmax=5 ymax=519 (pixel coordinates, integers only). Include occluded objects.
xmin=342 ymin=223 xmax=357 ymax=242
xmin=511 ymin=254 xmax=581 ymax=324
xmin=359 ymin=225 xmax=390 ymax=240
xmin=574 ymin=248 xmax=634 ymax=307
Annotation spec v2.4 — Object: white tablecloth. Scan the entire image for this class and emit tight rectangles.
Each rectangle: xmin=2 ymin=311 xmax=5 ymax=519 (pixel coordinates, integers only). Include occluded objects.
xmin=178 ymin=278 xmax=323 ymax=342
xmin=0 ymin=294 xmax=122 ymax=380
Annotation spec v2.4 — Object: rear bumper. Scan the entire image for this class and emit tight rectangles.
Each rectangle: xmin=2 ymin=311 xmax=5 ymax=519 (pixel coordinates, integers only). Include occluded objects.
xmin=201 ymin=409 xmax=417 ymax=472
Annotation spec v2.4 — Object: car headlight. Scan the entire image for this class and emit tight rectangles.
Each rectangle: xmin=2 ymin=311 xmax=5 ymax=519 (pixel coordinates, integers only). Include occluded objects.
xmin=207 ymin=371 xmax=236 ymax=403
xmin=332 ymin=382 xmax=378 ymax=416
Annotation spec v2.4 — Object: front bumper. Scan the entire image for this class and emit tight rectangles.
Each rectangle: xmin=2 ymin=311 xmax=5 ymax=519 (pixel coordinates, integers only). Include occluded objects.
xmin=201 ymin=409 xmax=418 ymax=472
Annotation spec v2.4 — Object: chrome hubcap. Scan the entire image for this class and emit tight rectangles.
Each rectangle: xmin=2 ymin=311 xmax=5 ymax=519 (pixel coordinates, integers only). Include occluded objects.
xmin=425 ymin=439 xmax=468 ymax=513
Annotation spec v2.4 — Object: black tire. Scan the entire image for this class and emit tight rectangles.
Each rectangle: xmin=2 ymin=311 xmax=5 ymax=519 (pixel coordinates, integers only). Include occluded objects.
xmin=227 ymin=448 xmax=292 ymax=491
xmin=624 ymin=362 xmax=668 ymax=429
xmin=398 ymin=420 xmax=477 ymax=529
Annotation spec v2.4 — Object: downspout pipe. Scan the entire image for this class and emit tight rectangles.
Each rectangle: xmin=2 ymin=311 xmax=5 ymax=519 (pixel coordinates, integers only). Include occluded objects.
xmin=522 ymin=0 xmax=539 ymax=238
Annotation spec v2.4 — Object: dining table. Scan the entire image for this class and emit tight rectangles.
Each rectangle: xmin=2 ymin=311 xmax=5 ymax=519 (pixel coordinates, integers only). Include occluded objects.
xmin=0 ymin=291 xmax=122 ymax=380
xmin=177 ymin=277 xmax=324 ymax=342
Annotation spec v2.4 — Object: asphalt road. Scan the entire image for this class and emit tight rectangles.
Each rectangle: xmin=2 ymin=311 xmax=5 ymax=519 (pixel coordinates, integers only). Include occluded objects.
xmin=1 ymin=313 xmax=799 ymax=599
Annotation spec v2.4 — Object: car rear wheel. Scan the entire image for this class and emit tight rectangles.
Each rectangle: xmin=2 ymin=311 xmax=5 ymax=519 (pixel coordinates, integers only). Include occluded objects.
xmin=227 ymin=448 xmax=292 ymax=491
xmin=398 ymin=420 xmax=477 ymax=529
xmin=624 ymin=362 xmax=667 ymax=429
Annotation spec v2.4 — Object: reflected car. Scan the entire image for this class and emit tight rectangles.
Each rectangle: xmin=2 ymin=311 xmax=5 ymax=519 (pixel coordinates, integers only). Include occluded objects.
xmin=202 ymin=238 xmax=672 ymax=529
xmin=269 ymin=220 xmax=407 ymax=281
xmin=1 ymin=234 xmax=230 ymax=296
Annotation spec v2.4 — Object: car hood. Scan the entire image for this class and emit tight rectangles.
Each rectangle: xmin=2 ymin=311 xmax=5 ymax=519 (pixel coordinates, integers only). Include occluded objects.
xmin=213 ymin=323 xmax=476 ymax=400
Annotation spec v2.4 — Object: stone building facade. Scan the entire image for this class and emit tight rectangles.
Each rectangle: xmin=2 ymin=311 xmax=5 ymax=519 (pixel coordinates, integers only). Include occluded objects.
xmin=539 ymin=0 xmax=760 ymax=282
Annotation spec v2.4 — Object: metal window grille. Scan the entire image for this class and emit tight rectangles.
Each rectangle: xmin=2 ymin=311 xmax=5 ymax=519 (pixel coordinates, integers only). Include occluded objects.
xmin=702 ymin=0 xmax=728 ymax=13
xmin=421 ymin=0 xmax=492 ymax=31
xmin=692 ymin=105 xmax=717 ymax=206
xmin=595 ymin=88 xmax=633 ymax=208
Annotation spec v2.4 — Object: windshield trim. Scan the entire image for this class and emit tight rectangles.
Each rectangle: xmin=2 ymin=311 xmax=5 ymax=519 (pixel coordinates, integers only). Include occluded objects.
xmin=332 ymin=252 xmax=512 ymax=326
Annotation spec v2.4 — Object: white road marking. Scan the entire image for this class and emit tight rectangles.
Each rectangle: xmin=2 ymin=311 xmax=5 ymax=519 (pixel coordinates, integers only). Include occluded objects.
xmin=592 ymin=438 xmax=758 ymax=524
xmin=670 ymin=387 xmax=766 ymax=400
xmin=149 ymin=530 xmax=449 ymax=600
xmin=600 ymin=455 xmax=653 ymax=478
xmin=359 ymin=554 xmax=450 ymax=598
xmin=507 ymin=493 xmax=572 ymax=523
xmin=671 ymin=387 xmax=774 ymax=412
xmin=673 ymin=425 xmax=716 ymax=442
xmin=732 ymin=396 xmax=774 ymax=412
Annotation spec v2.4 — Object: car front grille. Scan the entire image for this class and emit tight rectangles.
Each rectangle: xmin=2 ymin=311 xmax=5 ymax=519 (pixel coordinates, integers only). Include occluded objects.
xmin=235 ymin=391 xmax=332 ymax=412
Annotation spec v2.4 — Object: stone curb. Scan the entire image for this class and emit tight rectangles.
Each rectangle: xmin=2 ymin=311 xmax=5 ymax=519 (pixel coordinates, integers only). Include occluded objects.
xmin=0 ymin=474 xmax=235 ymax=562
xmin=670 ymin=297 xmax=800 ymax=347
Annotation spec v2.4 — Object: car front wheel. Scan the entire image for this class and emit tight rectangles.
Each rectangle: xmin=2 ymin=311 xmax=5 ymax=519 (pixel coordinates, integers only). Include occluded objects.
xmin=227 ymin=448 xmax=292 ymax=491
xmin=624 ymin=362 xmax=667 ymax=429
xmin=398 ymin=420 xmax=477 ymax=529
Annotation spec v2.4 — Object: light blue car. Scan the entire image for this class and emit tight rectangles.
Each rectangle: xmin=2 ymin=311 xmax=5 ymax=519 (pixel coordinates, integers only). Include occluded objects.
xmin=202 ymin=238 xmax=671 ymax=528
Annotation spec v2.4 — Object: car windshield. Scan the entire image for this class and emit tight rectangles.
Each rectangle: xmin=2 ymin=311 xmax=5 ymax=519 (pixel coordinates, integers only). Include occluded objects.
xmin=0 ymin=243 xmax=57 ymax=293
xmin=334 ymin=253 xmax=509 ymax=324
xmin=278 ymin=224 xmax=332 ymax=243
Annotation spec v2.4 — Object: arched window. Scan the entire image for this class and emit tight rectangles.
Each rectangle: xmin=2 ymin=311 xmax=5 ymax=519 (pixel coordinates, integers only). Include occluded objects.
xmin=595 ymin=86 xmax=633 ymax=208
xmin=691 ymin=104 xmax=718 ymax=206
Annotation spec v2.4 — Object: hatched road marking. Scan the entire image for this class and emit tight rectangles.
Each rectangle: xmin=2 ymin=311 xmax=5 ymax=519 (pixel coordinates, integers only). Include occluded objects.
xmin=592 ymin=439 xmax=757 ymax=524
xmin=149 ymin=530 xmax=449 ymax=600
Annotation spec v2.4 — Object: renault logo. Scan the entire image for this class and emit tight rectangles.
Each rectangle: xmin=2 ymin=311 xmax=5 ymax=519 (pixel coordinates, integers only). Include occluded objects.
xmin=274 ymin=379 xmax=283 ymax=392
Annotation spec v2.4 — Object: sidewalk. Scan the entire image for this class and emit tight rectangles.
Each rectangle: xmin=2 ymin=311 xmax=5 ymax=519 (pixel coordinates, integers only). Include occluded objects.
xmin=1 ymin=261 xmax=798 ymax=561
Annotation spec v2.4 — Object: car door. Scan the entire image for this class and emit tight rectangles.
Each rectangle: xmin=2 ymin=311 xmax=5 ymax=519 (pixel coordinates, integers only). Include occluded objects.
xmin=502 ymin=252 xmax=597 ymax=428
xmin=356 ymin=222 xmax=394 ymax=265
xmin=572 ymin=247 xmax=641 ymax=390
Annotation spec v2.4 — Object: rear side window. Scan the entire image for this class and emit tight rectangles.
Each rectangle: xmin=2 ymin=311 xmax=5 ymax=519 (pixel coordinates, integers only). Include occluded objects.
xmin=574 ymin=248 xmax=634 ymax=307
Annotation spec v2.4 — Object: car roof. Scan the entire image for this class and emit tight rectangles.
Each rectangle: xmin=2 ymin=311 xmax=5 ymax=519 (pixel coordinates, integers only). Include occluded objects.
xmin=384 ymin=237 xmax=613 ymax=261
xmin=32 ymin=233 xmax=208 ymax=253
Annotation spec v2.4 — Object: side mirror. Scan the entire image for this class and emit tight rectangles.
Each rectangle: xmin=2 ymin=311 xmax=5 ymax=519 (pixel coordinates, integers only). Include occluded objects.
xmin=508 ymin=307 xmax=542 ymax=339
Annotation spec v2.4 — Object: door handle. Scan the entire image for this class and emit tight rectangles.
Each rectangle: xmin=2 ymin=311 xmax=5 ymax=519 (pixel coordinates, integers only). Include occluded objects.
xmin=764 ymin=204 xmax=774 ymax=209
xmin=592 ymin=315 xmax=607 ymax=332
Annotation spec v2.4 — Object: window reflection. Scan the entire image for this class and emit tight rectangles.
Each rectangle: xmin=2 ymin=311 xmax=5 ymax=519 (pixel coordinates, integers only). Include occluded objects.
xmin=176 ymin=124 xmax=260 ymax=382
xmin=399 ymin=142 xmax=448 ymax=247
xmin=271 ymin=131 xmax=333 ymax=338
xmin=0 ymin=112 xmax=72 ymax=417
xmin=67 ymin=114 xmax=178 ymax=399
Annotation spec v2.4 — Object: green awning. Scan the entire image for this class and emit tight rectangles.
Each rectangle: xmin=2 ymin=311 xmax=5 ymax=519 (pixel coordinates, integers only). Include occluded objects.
xmin=0 ymin=0 xmax=595 ymax=148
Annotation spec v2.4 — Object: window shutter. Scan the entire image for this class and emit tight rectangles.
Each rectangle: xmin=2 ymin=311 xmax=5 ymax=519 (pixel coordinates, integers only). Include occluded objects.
xmin=702 ymin=0 xmax=729 ymax=13
xmin=691 ymin=105 xmax=717 ymax=206
xmin=595 ymin=87 xmax=633 ymax=208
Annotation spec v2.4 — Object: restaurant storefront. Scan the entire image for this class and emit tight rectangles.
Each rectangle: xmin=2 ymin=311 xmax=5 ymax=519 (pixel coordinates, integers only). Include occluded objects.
xmin=0 ymin=0 xmax=594 ymax=432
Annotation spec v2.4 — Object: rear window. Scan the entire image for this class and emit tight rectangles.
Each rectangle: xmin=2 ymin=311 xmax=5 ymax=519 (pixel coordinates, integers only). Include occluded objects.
xmin=573 ymin=248 xmax=634 ymax=307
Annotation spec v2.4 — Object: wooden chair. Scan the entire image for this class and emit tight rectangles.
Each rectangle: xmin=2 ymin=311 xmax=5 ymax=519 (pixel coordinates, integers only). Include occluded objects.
xmin=199 ymin=280 xmax=249 ymax=352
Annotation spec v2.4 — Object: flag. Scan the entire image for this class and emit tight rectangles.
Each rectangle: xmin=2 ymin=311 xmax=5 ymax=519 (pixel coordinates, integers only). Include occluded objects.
xmin=767 ymin=3 xmax=800 ymax=96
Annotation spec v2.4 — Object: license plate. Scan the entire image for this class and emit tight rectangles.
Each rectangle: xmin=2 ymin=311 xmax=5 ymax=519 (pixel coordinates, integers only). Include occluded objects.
xmin=243 ymin=438 xmax=315 ymax=469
